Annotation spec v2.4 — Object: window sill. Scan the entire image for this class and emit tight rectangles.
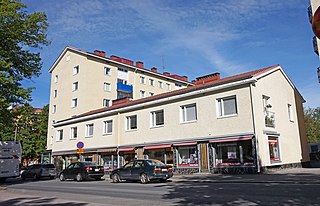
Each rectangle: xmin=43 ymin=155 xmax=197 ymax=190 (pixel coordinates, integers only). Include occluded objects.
xmin=125 ymin=129 xmax=137 ymax=132
xmin=69 ymin=138 xmax=77 ymax=140
xmin=150 ymin=125 xmax=164 ymax=129
xmin=56 ymin=140 xmax=63 ymax=142
xmin=217 ymin=114 xmax=238 ymax=119
xmin=103 ymin=133 xmax=112 ymax=136
xmin=180 ymin=120 xmax=197 ymax=125
xmin=85 ymin=135 xmax=93 ymax=138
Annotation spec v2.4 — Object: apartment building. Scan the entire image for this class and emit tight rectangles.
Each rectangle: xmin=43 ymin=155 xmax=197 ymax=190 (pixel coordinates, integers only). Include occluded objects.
xmin=47 ymin=46 xmax=192 ymax=153
xmin=48 ymin=63 xmax=309 ymax=173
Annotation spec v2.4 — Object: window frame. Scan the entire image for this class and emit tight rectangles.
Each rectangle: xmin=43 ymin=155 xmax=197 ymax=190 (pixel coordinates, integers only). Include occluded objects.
xmin=288 ymin=104 xmax=294 ymax=122
xmin=140 ymin=90 xmax=145 ymax=98
xmin=140 ymin=76 xmax=145 ymax=84
xmin=216 ymin=95 xmax=238 ymax=118
xmin=150 ymin=110 xmax=165 ymax=128
xmin=104 ymin=67 xmax=111 ymax=75
xmin=268 ymin=136 xmax=281 ymax=163
xmin=103 ymin=99 xmax=110 ymax=107
xmin=56 ymin=129 xmax=63 ymax=141
xmin=149 ymin=79 xmax=154 ymax=86
xmin=166 ymin=83 xmax=171 ymax=90
xmin=104 ymin=82 xmax=111 ymax=92
xmin=71 ymin=98 xmax=78 ymax=108
xmin=103 ymin=120 xmax=113 ymax=134
xmin=126 ymin=115 xmax=137 ymax=131
xmin=72 ymin=82 xmax=79 ymax=91
xmin=180 ymin=103 xmax=197 ymax=123
xmin=53 ymin=90 xmax=57 ymax=98
xmin=158 ymin=81 xmax=163 ymax=88
xmin=70 ymin=127 xmax=77 ymax=139
xmin=85 ymin=123 xmax=94 ymax=137
xmin=52 ymin=105 xmax=56 ymax=114
xmin=73 ymin=65 xmax=79 ymax=75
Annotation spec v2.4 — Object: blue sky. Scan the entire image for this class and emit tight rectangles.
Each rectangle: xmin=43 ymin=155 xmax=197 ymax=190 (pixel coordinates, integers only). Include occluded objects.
xmin=21 ymin=0 xmax=320 ymax=108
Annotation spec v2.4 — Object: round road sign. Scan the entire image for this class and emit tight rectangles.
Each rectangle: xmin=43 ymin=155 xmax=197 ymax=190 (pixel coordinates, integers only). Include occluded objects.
xmin=77 ymin=141 xmax=84 ymax=149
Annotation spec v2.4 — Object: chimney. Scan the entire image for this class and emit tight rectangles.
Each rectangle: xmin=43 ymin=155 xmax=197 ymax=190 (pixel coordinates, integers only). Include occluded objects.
xmin=194 ymin=72 xmax=220 ymax=85
xmin=136 ymin=61 xmax=144 ymax=68
xmin=93 ymin=50 xmax=106 ymax=57
xmin=112 ymin=97 xmax=131 ymax=106
xmin=163 ymin=72 xmax=170 ymax=76
xmin=151 ymin=67 xmax=158 ymax=73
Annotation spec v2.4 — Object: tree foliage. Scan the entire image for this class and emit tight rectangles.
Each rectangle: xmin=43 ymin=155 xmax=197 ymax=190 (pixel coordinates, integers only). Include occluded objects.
xmin=0 ymin=0 xmax=49 ymax=125
xmin=304 ymin=107 xmax=320 ymax=143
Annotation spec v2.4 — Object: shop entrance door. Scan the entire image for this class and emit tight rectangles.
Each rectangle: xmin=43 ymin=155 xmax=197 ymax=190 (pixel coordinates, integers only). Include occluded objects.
xmin=199 ymin=143 xmax=209 ymax=173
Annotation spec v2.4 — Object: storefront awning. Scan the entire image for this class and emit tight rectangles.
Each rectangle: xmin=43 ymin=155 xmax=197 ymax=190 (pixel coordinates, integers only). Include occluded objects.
xmin=173 ymin=141 xmax=197 ymax=146
xmin=144 ymin=144 xmax=172 ymax=150
xmin=118 ymin=147 xmax=135 ymax=152
xmin=52 ymin=150 xmax=76 ymax=156
xmin=97 ymin=148 xmax=117 ymax=153
xmin=209 ymin=136 xmax=252 ymax=143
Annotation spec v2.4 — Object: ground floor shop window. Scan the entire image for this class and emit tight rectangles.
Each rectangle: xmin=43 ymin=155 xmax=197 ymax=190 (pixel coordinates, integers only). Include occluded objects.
xmin=144 ymin=149 xmax=173 ymax=165
xmin=119 ymin=152 xmax=135 ymax=166
xmin=82 ymin=155 xmax=93 ymax=162
xmin=268 ymin=136 xmax=280 ymax=162
xmin=176 ymin=146 xmax=198 ymax=167
xmin=101 ymin=155 xmax=117 ymax=171
xmin=214 ymin=140 xmax=254 ymax=166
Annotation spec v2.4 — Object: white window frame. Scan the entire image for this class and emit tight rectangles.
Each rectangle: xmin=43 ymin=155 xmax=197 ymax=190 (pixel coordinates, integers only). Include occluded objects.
xmin=71 ymin=98 xmax=78 ymax=108
xmin=104 ymin=67 xmax=111 ymax=75
xmin=149 ymin=79 xmax=154 ymax=86
xmin=53 ymin=90 xmax=57 ymax=98
xmin=73 ymin=65 xmax=79 ymax=75
xmin=140 ymin=76 xmax=145 ymax=84
xmin=72 ymin=82 xmax=79 ymax=91
xmin=86 ymin=124 xmax=94 ymax=137
xmin=56 ymin=130 xmax=63 ymax=141
xmin=126 ymin=115 xmax=137 ymax=131
xmin=104 ymin=82 xmax=111 ymax=92
xmin=166 ymin=83 xmax=171 ymax=90
xmin=140 ymin=90 xmax=145 ymax=98
xmin=216 ymin=95 xmax=237 ymax=118
xmin=103 ymin=99 xmax=110 ymax=107
xmin=149 ymin=92 xmax=154 ymax=96
xmin=288 ymin=104 xmax=294 ymax=122
xmin=158 ymin=81 xmax=163 ymax=88
xmin=70 ymin=127 xmax=77 ymax=139
xmin=54 ymin=75 xmax=58 ymax=83
xmin=180 ymin=103 xmax=197 ymax=123
xmin=103 ymin=120 xmax=113 ymax=134
xmin=52 ymin=105 xmax=56 ymax=114
xmin=150 ymin=110 xmax=164 ymax=128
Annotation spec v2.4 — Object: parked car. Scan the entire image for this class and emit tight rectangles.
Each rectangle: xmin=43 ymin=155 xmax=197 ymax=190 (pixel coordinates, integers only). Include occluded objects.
xmin=21 ymin=164 xmax=57 ymax=180
xmin=110 ymin=159 xmax=173 ymax=184
xmin=59 ymin=162 xmax=104 ymax=182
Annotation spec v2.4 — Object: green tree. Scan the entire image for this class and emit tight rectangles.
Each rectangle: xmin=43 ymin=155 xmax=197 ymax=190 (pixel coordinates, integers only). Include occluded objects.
xmin=304 ymin=107 xmax=320 ymax=143
xmin=0 ymin=0 xmax=49 ymax=126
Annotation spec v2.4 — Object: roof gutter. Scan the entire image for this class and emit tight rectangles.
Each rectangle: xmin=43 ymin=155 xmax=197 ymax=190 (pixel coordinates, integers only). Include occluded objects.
xmin=53 ymin=77 xmax=257 ymax=127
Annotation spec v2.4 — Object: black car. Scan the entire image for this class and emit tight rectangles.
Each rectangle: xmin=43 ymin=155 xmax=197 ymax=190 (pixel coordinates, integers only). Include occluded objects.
xmin=110 ymin=159 xmax=173 ymax=184
xmin=59 ymin=162 xmax=104 ymax=182
xmin=21 ymin=164 xmax=57 ymax=180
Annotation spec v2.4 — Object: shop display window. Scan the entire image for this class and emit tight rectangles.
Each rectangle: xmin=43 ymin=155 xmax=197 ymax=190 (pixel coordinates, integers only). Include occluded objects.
xmin=144 ymin=149 xmax=173 ymax=165
xmin=268 ymin=137 xmax=280 ymax=162
xmin=176 ymin=146 xmax=198 ymax=167
xmin=102 ymin=155 xmax=117 ymax=171
xmin=214 ymin=140 xmax=254 ymax=166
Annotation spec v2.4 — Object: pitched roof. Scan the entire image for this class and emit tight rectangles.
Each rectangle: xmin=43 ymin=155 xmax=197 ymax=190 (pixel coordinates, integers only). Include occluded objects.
xmin=63 ymin=64 xmax=280 ymax=122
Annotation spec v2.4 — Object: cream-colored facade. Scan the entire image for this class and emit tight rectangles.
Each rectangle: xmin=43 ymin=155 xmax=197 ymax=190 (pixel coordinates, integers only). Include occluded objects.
xmin=47 ymin=46 xmax=191 ymax=151
xmin=48 ymin=64 xmax=309 ymax=173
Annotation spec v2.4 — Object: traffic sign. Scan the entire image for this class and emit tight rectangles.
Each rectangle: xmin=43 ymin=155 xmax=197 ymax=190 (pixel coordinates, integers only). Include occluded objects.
xmin=77 ymin=141 xmax=84 ymax=149
xmin=76 ymin=148 xmax=84 ymax=154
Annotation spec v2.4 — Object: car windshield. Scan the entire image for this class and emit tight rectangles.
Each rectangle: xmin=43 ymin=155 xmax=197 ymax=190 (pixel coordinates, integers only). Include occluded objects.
xmin=145 ymin=160 xmax=165 ymax=166
xmin=83 ymin=162 xmax=97 ymax=167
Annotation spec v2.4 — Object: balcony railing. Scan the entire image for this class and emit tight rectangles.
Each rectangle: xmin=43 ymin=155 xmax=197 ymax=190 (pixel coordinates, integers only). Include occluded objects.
xmin=117 ymin=82 xmax=133 ymax=93
xmin=265 ymin=111 xmax=275 ymax=127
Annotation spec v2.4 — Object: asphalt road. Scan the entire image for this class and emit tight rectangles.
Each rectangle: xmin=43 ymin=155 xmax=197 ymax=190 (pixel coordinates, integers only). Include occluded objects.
xmin=1 ymin=170 xmax=320 ymax=206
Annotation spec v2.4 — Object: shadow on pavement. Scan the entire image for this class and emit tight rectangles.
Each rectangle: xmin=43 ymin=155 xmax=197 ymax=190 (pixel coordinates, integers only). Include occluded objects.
xmin=0 ymin=196 xmax=87 ymax=206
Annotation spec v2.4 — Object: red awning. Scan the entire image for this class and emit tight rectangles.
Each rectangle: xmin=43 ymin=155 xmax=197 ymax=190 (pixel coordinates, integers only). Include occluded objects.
xmin=173 ymin=141 xmax=197 ymax=146
xmin=144 ymin=144 xmax=172 ymax=150
xmin=209 ymin=136 xmax=252 ymax=143
xmin=118 ymin=147 xmax=135 ymax=152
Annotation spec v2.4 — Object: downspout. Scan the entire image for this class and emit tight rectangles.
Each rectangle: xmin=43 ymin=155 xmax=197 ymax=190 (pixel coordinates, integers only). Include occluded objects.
xmin=117 ymin=112 xmax=121 ymax=168
xmin=249 ymin=81 xmax=260 ymax=173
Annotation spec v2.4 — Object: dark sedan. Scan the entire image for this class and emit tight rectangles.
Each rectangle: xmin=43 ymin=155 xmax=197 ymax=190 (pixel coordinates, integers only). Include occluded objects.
xmin=59 ymin=162 xmax=104 ymax=182
xmin=110 ymin=159 xmax=173 ymax=184
xmin=21 ymin=164 xmax=56 ymax=180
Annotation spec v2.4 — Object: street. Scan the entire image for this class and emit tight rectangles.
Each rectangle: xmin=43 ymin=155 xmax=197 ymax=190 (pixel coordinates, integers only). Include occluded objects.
xmin=1 ymin=168 xmax=320 ymax=206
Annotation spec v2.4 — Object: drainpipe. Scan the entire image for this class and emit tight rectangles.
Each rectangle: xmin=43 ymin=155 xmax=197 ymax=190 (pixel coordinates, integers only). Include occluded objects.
xmin=117 ymin=112 xmax=121 ymax=168
xmin=249 ymin=82 xmax=260 ymax=173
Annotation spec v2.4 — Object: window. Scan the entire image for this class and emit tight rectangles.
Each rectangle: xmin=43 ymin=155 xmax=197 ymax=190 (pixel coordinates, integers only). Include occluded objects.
xmin=151 ymin=110 xmax=164 ymax=127
xmin=53 ymin=90 xmax=57 ymax=98
xmin=117 ymin=78 xmax=128 ymax=85
xmin=72 ymin=82 xmax=79 ymax=91
xmin=54 ymin=75 xmax=58 ymax=83
xmin=176 ymin=146 xmax=198 ymax=167
xmin=104 ymin=67 xmax=111 ymax=75
xmin=73 ymin=65 xmax=79 ymax=75
xmin=149 ymin=79 xmax=154 ymax=86
xmin=217 ymin=96 xmax=237 ymax=117
xmin=104 ymin=82 xmax=111 ymax=91
xmin=181 ymin=103 xmax=197 ymax=122
xmin=52 ymin=105 xmax=56 ymax=113
xmin=103 ymin=120 xmax=113 ymax=134
xmin=126 ymin=115 xmax=137 ymax=130
xmin=166 ymin=83 xmax=171 ymax=90
xmin=268 ymin=137 xmax=280 ymax=162
xmin=118 ymin=68 xmax=128 ymax=73
xmin=71 ymin=98 xmax=78 ymax=108
xmin=70 ymin=127 xmax=77 ymax=139
xmin=158 ymin=81 xmax=163 ymax=88
xmin=288 ymin=104 xmax=294 ymax=122
xmin=140 ymin=76 xmax=145 ymax=84
xmin=149 ymin=92 xmax=154 ymax=96
xmin=103 ymin=99 xmax=110 ymax=107
xmin=56 ymin=130 xmax=63 ymax=141
xmin=175 ymin=83 xmax=182 ymax=89
xmin=86 ymin=124 xmax=94 ymax=137
xmin=263 ymin=95 xmax=271 ymax=111
xmin=140 ymin=90 xmax=145 ymax=98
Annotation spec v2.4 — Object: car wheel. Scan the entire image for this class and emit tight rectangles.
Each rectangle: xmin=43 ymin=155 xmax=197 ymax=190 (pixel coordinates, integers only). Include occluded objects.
xmin=159 ymin=179 xmax=167 ymax=183
xmin=21 ymin=174 xmax=26 ymax=180
xmin=112 ymin=173 xmax=120 ymax=183
xmin=50 ymin=176 xmax=55 ymax=180
xmin=59 ymin=173 xmax=65 ymax=181
xmin=140 ymin=173 xmax=149 ymax=184
xmin=95 ymin=177 xmax=101 ymax=181
xmin=76 ymin=173 xmax=83 ymax=182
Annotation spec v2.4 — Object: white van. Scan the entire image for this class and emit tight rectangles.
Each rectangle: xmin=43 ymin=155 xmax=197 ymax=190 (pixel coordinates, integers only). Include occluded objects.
xmin=0 ymin=141 xmax=22 ymax=182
